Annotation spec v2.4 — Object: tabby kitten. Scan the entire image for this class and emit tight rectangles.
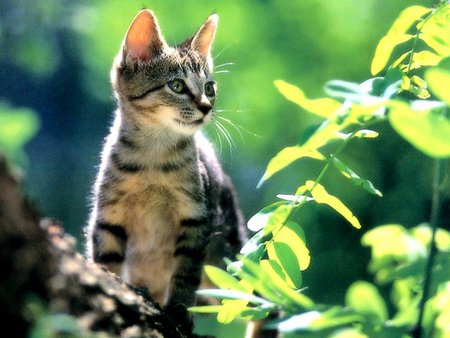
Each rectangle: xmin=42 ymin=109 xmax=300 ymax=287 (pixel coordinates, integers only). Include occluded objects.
xmin=86 ymin=9 xmax=245 ymax=316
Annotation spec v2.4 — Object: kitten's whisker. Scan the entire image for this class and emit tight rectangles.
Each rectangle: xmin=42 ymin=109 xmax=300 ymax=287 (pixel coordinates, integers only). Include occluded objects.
xmin=214 ymin=43 xmax=233 ymax=60
xmin=216 ymin=108 xmax=252 ymax=114
xmin=214 ymin=62 xmax=235 ymax=69
xmin=214 ymin=119 xmax=236 ymax=154
xmin=216 ymin=115 xmax=261 ymax=139
xmin=216 ymin=116 xmax=244 ymax=144
xmin=215 ymin=70 xmax=230 ymax=74
xmin=211 ymin=118 xmax=224 ymax=157
xmin=217 ymin=121 xmax=237 ymax=150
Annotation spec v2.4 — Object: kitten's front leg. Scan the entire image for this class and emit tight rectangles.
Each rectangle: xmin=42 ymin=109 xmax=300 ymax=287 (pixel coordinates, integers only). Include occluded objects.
xmin=164 ymin=218 xmax=210 ymax=328
xmin=90 ymin=220 xmax=128 ymax=276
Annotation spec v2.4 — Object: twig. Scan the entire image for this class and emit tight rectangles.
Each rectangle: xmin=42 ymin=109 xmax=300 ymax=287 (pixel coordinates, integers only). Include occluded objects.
xmin=413 ymin=159 xmax=447 ymax=338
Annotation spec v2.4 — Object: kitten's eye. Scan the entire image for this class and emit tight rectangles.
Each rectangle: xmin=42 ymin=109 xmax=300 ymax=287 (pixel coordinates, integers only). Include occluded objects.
xmin=168 ymin=79 xmax=187 ymax=94
xmin=205 ymin=82 xmax=216 ymax=97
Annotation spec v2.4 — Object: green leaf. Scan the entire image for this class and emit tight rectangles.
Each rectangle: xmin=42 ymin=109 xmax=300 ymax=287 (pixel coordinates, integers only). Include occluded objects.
xmin=329 ymin=329 xmax=368 ymax=338
xmin=266 ymin=245 xmax=302 ymax=289
xmin=300 ymin=180 xmax=362 ymax=229
xmin=267 ymin=220 xmax=310 ymax=276
xmin=372 ymin=35 xmax=413 ymax=75
xmin=266 ymin=311 xmax=321 ymax=332
xmin=371 ymin=5 xmax=431 ymax=75
xmin=240 ymin=233 xmax=267 ymax=260
xmin=274 ymin=80 xmax=341 ymax=118
xmin=258 ymin=145 xmax=324 ymax=186
xmin=230 ymin=259 xmax=287 ymax=305
xmin=419 ymin=33 xmax=450 ymax=57
xmin=203 ymin=265 xmax=246 ymax=291
xmin=188 ymin=305 xmax=225 ymax=313
xmin=353 ymin=129 xmax=380 ymax=139
xmin=388 ymin=101 xmax=450 ymax=158
xmin=239 ymin=307 xmax=270 ymax=321
xmin=369 ymin=67 xmax=404 ymax=97
xmin=324 ymin=80 xmax=373 ymax=103
xmin=411 ymin=50 xmax=442 ymax=69
xmin=247 ymin=202 xmax=292 ymax=233
xmin=411 ymin=224 xmax=450 ymax=251
xmin=240 ymin=256 xmax=314 ymax=308
xmin=217 ymin=299 xmax=249 ymax=324
xmin=346 ymin=281 xmax=388 ymax=323
xmin=196 ymin=289 xmax=271 ymax=306
xmin=425 ymin=66 xmax=450 ymax=105
xmin=267 ymin=307 xmax=363 ymax=332
xmin=331 ymin=157 xmax=382 ymax=196
xmin=362 ymin=224 xmax=406 ymax=247
xmin=276 ymin=194 xmax=313 ymax=204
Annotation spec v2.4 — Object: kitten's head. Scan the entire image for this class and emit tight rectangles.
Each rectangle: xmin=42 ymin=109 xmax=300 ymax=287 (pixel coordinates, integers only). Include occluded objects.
xmin=112 ymin=9 xmax=218 ymax=136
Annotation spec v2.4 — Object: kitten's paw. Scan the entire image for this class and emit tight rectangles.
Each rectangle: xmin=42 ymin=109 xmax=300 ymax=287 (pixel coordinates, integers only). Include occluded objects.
xmin=163 ymin=303 xmax=193 ymax=333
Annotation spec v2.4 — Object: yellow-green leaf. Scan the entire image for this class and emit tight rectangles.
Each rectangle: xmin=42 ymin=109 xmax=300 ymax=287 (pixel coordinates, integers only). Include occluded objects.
xmin=353 ymin=130 xmax=379 ymax=138
xmin=267 ymin=220 xmax=310 ymax=275
xmin=332 ymin=157 xmax=382 ymax=197
xmin=247 ymin=202 xmax=292 ymax=234
xmin=372 ymin=34 xmax=413 ymax=75
xmin=258 ymin=146 xmax=324 ymax=186
xmin=413 ymin=50 xmax=442 ymax=67
xmin=346 ymin=281 xmax=388 ymax=322
xmin=420 ymin=34 xmax=450 ymax=57
xmin=217 ymin=299 xmax=248 ymax=324
xmin=426 ymin=67 xmax=450 ymax=105
xmin=371 ymin=5 xmax=431 ymax=75
xmin=274 ymin=80 xmax=341 ymax=118
xmin=204 ymin=265 xmax=246 ymax=291
xmin=388 ymin=101 xmax=450 ymax=158
xmin=241 ymin=256 xmax=314 ymax=308
xmin=188 ymin=305 xmax=224 ymax=313
xmin=303 ymin=180 xmax=361 ymax=229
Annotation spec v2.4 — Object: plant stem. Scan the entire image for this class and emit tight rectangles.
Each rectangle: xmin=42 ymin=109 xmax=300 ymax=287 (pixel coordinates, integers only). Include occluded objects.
xmin=413 ymin=159 xmax=447 ymax=338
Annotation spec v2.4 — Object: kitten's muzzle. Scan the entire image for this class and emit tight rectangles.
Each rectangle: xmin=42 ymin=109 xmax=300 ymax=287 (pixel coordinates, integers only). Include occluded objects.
xmin=197 ymin=103 xmax=212 ymax=116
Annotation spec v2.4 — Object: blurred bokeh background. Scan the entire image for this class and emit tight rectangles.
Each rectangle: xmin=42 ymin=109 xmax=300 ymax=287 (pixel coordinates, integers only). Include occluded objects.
xmin=1 ymin=0 xmax=447 ymax=336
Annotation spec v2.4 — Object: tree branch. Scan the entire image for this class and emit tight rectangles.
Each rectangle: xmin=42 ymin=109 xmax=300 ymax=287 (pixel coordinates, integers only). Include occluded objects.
xmin=0 ymin=155 xmax=196 ymax=338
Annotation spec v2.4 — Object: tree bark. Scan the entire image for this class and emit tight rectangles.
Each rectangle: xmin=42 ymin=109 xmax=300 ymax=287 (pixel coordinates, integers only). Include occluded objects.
xmin=0 ymin=156 xmax=193 ymax=338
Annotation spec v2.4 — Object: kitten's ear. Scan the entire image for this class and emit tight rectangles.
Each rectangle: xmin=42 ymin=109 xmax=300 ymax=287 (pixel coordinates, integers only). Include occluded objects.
xmin=188 ymin=14 xmax=218 ymax=60
xmin=123 ymin=9 xmax=166 ymax=63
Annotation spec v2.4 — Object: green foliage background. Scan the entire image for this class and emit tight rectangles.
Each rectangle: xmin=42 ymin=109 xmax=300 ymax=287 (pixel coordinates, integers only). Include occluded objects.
xmin=1 ymin=0 xmax=448 ymax=337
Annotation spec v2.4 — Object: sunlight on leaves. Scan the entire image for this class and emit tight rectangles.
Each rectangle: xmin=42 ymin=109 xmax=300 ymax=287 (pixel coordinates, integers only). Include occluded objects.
xmin=371 ymin=5 xmax=430 ymax=75
xmin=241 ymin=256 xmax=314 ymax=308
xmin=274 ymin=80 xmax=341 ymax=118
xmin=411 ymin=224 xmax=450 ymax=251
xmin=217 ymin=300 xmax=249 ymax=324
xmin=353 ymin=129 xmax=379 ymax=138
xmin=410 ymin=50 xmax=442 ymax=70
xmin=299 ymin=180 xmax=361 ymax=229
xmin=258 ymin=146 xmax=324 ymax=186
xmin=203 ymin=265 xmax=247 ymax=292
xmin=267 ymin=220 xmax=310 ymax=274
xmin=247 ymin=202 xmax=292 ymax=233
xmin=329 ymin=328 xmax=368 ymax=338
xmin=388 ymin=101 xmax=450 ymax=158
xmin=372 ymin=35 xmax=413 ymax=75
xmin=425 ymin=66 xmax=450 ymax=105
xmin=419 ymin=4 xmax=450 ymax=58
xmin=346 ymin=281 xmax=388 ymax=323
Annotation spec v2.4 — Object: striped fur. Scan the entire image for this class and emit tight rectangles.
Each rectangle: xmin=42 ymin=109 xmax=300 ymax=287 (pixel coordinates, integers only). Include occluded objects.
xmin=86 ymin=9 xmax=246 ymax=313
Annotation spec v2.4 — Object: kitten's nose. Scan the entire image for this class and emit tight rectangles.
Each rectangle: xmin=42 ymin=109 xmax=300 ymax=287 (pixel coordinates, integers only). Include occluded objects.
xmin=197 ymin=103 xmax=212 ymax=116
